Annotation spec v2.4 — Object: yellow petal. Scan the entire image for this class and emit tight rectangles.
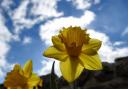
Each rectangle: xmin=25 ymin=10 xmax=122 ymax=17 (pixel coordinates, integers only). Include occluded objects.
xmin=59 ymin=27 xmax=69 ymax=38
xmin=23 ymin=60 xmax=33 ymax=78
xmin=79 ymin=53 xmax=102 ymax=70
xmin=27 ymin=87 xmax=33 ymax=89
xmin=38 ymin=79 xmax=43 ymax=87
xmin=43 ymin=46 xmax=68 ymax=61
xmin=52 ymin=36 xmax=65 ymax=51
xmin=82 ymin=44 xmax=97 ymax=55
xmin=89 ymin=38 xmax=101 ymax=50
xmin=27 ymin=73 xmax=42 ymax=87
xmin=13 ymin=64 xmax=24 ymax=76
xmin=13 ymin=64 xmax=21 ymax=71
xmin=60 ymin=57 xmax=84 ymax=82
xmin=82 ymin=39 xmax=101 ymax=52
xmin=24 ymin=85 xmax=33 ymax=89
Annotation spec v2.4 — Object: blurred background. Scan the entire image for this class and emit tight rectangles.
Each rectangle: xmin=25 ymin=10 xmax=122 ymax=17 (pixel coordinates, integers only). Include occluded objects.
xmin=0 ymin=0 xmax=128 ymax=83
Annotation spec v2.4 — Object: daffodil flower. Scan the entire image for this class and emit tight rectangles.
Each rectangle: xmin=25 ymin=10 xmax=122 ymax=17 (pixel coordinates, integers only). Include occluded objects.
xmin=43 ymin=26 xmax=102 ymax=82
xmin=4 ymin=60 xmax=42 ymax=89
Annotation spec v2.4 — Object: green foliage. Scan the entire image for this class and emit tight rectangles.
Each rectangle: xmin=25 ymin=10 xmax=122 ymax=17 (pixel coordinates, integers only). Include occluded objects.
xmin=50 ymin=61 xmax=58 ymax=89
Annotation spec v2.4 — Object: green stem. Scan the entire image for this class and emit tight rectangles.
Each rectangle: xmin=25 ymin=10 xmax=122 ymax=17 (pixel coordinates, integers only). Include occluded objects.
xmin=73 ymin=81 xmax=77 ymax=89
xmin=70 ymin=81 xmax=77 ymax=89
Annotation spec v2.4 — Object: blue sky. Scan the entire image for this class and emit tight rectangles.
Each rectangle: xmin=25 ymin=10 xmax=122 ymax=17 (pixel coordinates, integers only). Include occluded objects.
xmin=0 ymin=0 xmax=128 ymax=83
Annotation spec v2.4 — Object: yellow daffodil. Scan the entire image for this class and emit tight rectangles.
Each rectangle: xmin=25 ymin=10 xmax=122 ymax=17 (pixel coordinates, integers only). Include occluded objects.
xmin=43 ymin=26 xmax=102 ymax=82
xmin=4 ymin=60 xmax=43 ymax=89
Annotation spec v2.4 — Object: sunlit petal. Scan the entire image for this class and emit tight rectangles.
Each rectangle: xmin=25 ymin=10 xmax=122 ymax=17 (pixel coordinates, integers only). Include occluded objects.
xmin=82 ymin=44 xmax=97 ymax=55
xmin=82 ymin=39 xmax=101 ymax=52
xmin=13 ymin=64 xmax=21 ymax=71
xmin=43 ymin=46 xmax=68 ymax=61
xmin=60 ymin=57 xmax=84 ymax=82
xmin=52 ymin=36 xmax=65 ymax=51
xmin=23 ymin=60 xmax=33 ymax=78
xmin=79 ymin=53 xmax=102 ymax=70
xmin=27 ymin=73 xmax=42 ymax=87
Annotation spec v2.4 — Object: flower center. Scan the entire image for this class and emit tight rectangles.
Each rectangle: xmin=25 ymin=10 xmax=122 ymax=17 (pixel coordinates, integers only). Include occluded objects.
xmin=4 ymin=70 xmax=28 ymax=88
xmin=59 ymin=27 xmax=89 ymax=57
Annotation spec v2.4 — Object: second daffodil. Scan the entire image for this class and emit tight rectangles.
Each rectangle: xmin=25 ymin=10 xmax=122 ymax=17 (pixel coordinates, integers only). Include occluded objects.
xmin=4 ymin=60 xmax=42 ymax=89
xmin=43 ymin=26 xmax=102 ymax=82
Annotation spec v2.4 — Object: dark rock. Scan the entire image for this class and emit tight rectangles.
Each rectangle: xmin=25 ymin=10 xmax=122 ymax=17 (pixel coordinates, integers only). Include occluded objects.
xmin=107 ymin=77 xmax=128 ymax=89
xmin=85 ymin=56 xmax=128 ymax=89
xmin=115 ymin=56 xmax=128 ymax=62
xmin=115 ymin=56 xmax=128 ymax=77
xmin=86 ymin=84 xmax=113 ymax=89
xmin=85 ymin=77 xmax=128 ymax=89
xmin=94 ymin=62 xmax=114 ymax=82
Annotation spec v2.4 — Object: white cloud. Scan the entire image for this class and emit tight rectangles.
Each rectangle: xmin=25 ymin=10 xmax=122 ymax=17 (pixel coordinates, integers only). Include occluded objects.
xmin=0 ymin=42 xmax=10 ymax=67
xmin=0 ymin=13 xmax=12 ymax=42
xmin=0 ymin=38 xmax=13 ymax=83
xmin=11 ymin=35 xmax=21 ymax=42
xmin=0 ymin=0 xmax=13 ymax=11
xmin=69 ymin=0 xmax=101 ymax=10
xmin=0 ymin=28 xmax=12 ymax=42
xmin=8 ymin=0 xmax=63 ymax=35
xmin=94 ymin=0 xmax=101 ymax=4
xmin=1 ymin=0 xmax=64 ymax=44
xmin=113 ymin=41 xmax=126 ymax=46
xmin=10 ymin=0 xmax=36 ymax=34
xmin=0 ymin=13 xmax=14 ymax=83
xmin=0 ymin=69 xmax=4 ymax=77
xmin=0 ymin=14 xmax=12 ymax=65
xmin=30 ymin=0 xmax=63 ymax=19
xmin=39 ymin=10 xmax=95 ymax=45
xmin=38 ymin=58 xmax=61 ymax=77
xmin=72 ymin=0 xmax=91 ymax=10
xmin=22 ymin=36 xmax=32 ymax=45
xmin=121 ymin=26 xmax=128 ymax=36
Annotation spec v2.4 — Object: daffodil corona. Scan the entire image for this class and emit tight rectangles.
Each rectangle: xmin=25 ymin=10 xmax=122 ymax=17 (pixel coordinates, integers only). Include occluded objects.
xmin=4 ymin=60 xmax=42 ymax=89
xmin=43 ymin=26 xmax=102 ymax=82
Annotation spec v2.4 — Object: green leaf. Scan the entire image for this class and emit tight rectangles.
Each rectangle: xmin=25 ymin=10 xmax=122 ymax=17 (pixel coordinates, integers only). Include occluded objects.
xmin=50 ymin=61 xmax=58 ymax=89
